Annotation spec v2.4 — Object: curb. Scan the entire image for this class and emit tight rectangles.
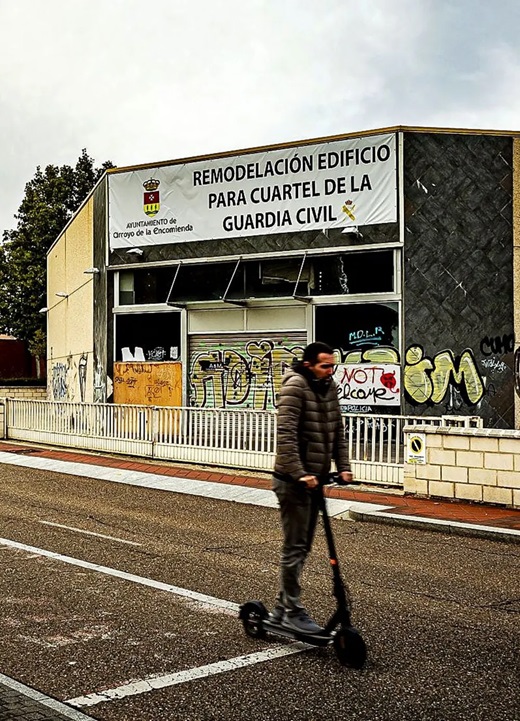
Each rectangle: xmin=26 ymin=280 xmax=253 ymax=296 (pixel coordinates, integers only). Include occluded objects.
xmin=347 ymin=508 xmax=520 ymax=543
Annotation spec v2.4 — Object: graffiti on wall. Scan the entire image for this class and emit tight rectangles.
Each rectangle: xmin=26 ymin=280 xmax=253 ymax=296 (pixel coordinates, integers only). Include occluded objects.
xmin=515 ymin=348 xmax=520 ymax=397
xmin=51 ymin=354 xmax=89 ymax=402
xmin=337 ymin=345 xmax=486 ymax=409
xmin=334 ymin=363 xmax=401 ymax=406
xmin=113 ymin=362 xmax=182 ymax=406
xmin=480 ymin=334 xmax=514 ymax=356
xmin=78 ymin=355 xmax=87 ymax=402
xmin=189 ymin=336 xmax=512 ymax=411
xmin=94 ymin=357 xmax=108 ymax=403
xmin=404 ymin=345 xmax=484 ymax=406
xmin=189 ymin=339 xmax=304 ymax=409
xmin=51 ymin=362 xmax=69 ymax=401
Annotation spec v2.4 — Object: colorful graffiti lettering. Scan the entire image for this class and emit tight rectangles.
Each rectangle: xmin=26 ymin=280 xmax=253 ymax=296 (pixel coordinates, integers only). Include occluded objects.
xmin=340 ymin=345 xmax=485 ymax=407
xmin=343 ymin=347 xmax=400 ymax=365
xmin=406 ymin=346 xmax=484 ymax=405
xmin=189 ymin=340 xmax=303 ymax=409
xmin=189 ymin=340 xmax=488 ymax=410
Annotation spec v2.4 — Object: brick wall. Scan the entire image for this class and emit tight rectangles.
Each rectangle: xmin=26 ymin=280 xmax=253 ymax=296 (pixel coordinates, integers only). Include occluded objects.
xmin=0 ymin=386 xmax=47 ymax=401
xmin=404 ymin=425 xmax=520 ymax=508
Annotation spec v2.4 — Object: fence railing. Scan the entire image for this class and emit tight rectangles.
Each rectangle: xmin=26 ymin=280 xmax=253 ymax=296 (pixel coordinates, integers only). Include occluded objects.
xmin=1 ymin=398 xmax=483 ymax=486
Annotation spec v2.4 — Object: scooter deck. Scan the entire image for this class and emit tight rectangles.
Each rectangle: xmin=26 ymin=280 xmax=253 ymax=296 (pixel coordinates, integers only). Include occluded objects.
xmin=262 ymin=619 xmax=334 ymax=647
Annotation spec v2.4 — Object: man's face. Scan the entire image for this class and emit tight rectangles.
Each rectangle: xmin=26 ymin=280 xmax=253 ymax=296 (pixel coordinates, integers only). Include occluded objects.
xmin=305 ymin=352 xmax=336 ymax=380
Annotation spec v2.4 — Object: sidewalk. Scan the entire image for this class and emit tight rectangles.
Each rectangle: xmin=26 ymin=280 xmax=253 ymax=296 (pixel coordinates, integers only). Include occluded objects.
xmin=1 ymin=440 xmax=519 ymax=542
xmin=0 ymin=673 xmax=95 ymax=721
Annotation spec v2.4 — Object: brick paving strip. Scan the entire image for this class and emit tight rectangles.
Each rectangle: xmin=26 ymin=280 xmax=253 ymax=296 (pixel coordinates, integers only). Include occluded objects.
xmin=0 ymin=673 xmax=96 ymax=721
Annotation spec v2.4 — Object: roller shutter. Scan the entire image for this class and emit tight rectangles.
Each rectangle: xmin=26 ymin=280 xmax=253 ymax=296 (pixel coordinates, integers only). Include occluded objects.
xmin=188 ymin=330 xmax=307 ymax=409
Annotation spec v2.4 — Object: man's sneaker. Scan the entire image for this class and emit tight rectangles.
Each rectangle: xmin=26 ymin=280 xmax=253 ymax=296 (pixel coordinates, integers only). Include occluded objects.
xmin=268 ymin=605 xmax=285 ymax=625
xmin=281 ymin=610 xmax=324 ymax=635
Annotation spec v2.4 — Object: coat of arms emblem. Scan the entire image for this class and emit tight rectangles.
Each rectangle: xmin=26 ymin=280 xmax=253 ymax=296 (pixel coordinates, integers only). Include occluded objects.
xmin=143 ymin=178 xmax=160 ymax=217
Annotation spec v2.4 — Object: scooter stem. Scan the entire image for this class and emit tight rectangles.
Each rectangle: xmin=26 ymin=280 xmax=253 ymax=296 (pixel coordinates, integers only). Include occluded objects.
xmin=318 ymin=484 xmax=353 ymax=628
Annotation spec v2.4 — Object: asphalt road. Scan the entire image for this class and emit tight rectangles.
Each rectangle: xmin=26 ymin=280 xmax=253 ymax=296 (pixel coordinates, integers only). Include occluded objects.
xmin=0 ymin=462 xmax=518 ymax=721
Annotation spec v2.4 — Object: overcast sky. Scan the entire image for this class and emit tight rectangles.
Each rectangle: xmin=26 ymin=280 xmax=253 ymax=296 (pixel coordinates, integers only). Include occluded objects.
xmin=1 ymin=0 xmax=520 ymax=233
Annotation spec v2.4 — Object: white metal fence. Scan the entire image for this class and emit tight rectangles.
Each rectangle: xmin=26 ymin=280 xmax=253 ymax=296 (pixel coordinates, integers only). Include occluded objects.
xmin=1 ymin=398 xmax=482 ymax=487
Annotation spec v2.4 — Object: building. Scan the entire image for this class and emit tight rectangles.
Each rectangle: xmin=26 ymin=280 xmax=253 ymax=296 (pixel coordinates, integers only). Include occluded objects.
xmin=0 ymin=335 xmax=45 ymax=380
xmin=46 ymin=126 xmax=520 ymax=428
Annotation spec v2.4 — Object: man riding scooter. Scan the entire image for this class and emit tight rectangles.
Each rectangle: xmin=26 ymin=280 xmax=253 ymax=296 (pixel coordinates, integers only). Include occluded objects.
xmin=270 ymin=341 xmax=353 ymax=635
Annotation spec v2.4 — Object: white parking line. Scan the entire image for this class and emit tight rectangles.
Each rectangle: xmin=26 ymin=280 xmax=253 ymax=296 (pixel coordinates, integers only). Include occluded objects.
xmin=0 ymin=535 xmax=310 ymax=703
xmin=38 ymin=520 xmax=142 ymax=546
xmin=67 ymin=644 xmax=308 ymax=708
xmin=0 ymin=536 xmax=238 ymax=614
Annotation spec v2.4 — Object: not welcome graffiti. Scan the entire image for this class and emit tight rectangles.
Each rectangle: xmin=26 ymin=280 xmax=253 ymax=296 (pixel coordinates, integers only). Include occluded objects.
xmin=334 ymin=363 xmax=400 ymax=406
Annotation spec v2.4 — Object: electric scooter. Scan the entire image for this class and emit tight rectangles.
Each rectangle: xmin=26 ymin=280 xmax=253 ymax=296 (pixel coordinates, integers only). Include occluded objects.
xmin=239 ymin=477 xmax=367 ymax=669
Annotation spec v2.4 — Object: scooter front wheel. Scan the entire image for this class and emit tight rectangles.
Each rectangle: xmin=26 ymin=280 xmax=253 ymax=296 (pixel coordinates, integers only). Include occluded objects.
xmin=333 ymin=626 xmax=367 ymax=669
xmin=239 ymin=601 xmax=268 ymax=639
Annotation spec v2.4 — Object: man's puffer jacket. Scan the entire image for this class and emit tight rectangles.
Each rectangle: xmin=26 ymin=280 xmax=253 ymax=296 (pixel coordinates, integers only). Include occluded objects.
xmin=274 ymin=366 xmax=351 ymax=482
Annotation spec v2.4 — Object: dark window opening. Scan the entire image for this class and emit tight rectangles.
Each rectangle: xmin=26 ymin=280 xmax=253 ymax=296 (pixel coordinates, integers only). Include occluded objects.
xmin=312 ymin=250 xmax=394 ymax=295
xmin=245 ymin=258 xmax=310 ymax=298
xmin=168 ymin=262 xmax=241 ymax=303
xmin=315 ymin=302 xmax=399 ymax=353
xmin=118 ymin=249 xmax=394 ymax=306
xmin=115 ymin=312 xmax=181 ymax=362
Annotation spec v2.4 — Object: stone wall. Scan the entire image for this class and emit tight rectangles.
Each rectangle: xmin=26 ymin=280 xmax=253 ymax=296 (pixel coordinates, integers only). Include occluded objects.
xmin=404 ymin=425 xmax=520 ymax=508
xmin=0 ymin=386 xmax=47 ymax=401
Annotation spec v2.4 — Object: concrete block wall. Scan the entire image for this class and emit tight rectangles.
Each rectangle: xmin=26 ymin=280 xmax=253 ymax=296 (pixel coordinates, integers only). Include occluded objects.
xmin=404 ymin=425 xmax=520 ymax=509
xmin=0 ymin=386 xmax=47 ymax=401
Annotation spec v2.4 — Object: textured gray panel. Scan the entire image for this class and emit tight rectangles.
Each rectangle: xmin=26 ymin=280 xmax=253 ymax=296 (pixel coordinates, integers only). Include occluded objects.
xmin=403 ymin=132 xmax=514 ymax=428
xmin=108 ymin=222 xmax=399 ymax=266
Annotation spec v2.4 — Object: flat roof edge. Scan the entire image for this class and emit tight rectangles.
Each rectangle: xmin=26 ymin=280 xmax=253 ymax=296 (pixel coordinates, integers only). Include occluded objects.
xmin=107 ymin=124 xmax=520 ymax=175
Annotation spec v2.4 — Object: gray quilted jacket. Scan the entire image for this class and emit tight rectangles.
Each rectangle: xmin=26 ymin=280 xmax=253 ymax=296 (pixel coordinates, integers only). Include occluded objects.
xmin=274 ymin=364 xmax=351 ymax=482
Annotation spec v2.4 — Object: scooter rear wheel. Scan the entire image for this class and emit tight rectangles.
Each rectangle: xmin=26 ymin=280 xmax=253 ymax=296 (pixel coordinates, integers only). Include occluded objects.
xmin=333 ymin=626 xmax=367 ymax=669
xmin=239 ymin=601 xmax=268 ymax=639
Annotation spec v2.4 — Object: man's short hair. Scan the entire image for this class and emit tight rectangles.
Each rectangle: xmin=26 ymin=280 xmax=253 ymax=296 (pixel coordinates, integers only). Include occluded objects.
xmin=302 ymin=341 xmax=334 ymax=364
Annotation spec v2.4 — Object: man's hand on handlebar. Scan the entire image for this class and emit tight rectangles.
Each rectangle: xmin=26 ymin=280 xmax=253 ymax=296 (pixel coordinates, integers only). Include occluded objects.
xmin=298 ymin=474 xmax=319 ymax=489
xmin=336 ymin=471 xmax=354 ymax=485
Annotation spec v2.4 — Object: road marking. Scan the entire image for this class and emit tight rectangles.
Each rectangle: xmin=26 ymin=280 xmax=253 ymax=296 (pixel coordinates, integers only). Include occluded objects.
xmin=0 ymin=672 xmax=96 ymax=720
xmin=0 ymin=536 xmax=238 ymax=614
xmin=67 ymin=644 xmax=308 ymax=707
xmin=38 ymin=520 xmax=142 ymax=546
xmin=0 ymin=535 xmax=311 ymax=701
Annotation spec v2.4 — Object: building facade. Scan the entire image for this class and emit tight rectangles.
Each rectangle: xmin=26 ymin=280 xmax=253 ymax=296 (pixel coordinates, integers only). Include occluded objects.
xmin=46 ymin=126 xmax=520 ymax=429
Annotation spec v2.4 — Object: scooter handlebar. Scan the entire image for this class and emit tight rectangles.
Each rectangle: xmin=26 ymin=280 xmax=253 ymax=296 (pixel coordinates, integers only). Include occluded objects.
xmin=326 ymin=472 xmax=354 ymax=486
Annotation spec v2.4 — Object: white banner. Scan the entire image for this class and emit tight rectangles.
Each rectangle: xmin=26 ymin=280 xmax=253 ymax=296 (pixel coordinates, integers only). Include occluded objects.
xmin=109 ymin=133 xmax=397 ymax=249
xmin=334 ymin=363 xmax=401 ymax=406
